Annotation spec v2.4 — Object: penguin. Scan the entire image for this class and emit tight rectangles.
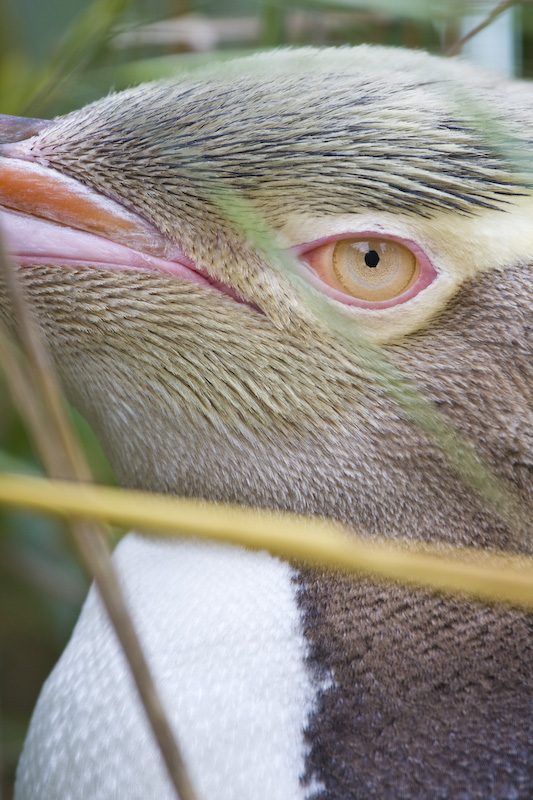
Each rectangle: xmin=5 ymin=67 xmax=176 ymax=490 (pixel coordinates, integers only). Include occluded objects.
xmin=0 ymin=46 xmax=532 ymax=799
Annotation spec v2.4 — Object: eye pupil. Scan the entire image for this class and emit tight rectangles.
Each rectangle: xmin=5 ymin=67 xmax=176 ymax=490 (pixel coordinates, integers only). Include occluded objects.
xmin=364 ymin=250 xmax=380 ymax=268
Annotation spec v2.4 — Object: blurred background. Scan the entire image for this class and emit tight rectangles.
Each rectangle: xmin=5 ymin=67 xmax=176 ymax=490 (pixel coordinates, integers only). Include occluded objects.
xmin=0 ymin=0 xmax=531 ymax=796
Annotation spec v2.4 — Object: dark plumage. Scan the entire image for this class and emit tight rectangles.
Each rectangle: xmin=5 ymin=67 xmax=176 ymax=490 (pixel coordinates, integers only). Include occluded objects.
xmin=0 ymin=47 xmax=532 ymax=800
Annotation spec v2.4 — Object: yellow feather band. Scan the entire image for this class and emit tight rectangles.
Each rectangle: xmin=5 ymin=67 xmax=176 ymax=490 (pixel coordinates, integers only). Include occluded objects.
xmin=0 ymin=472 xmax=532 ymax=609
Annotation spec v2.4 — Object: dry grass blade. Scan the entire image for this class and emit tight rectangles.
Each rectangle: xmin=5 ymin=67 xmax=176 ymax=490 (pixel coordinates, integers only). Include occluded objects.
xmin=0 ymin=235 xmax=91 ymax=481
xmin=446 ymin=0 xmax=528 ymax=57
xmin=0 ymin=473 xmax=532 ymax=609
xmin=0 ymin=229 xmax=199 ymax=800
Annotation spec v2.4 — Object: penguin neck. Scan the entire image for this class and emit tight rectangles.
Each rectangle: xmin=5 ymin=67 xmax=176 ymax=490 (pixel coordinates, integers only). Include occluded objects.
xmin=61 ymin=348 xmax=521 ymax=553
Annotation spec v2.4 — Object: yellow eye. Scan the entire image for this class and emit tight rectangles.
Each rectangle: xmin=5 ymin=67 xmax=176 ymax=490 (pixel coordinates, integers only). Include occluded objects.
xmin=308 ymin=238 xmax=419 ymax=302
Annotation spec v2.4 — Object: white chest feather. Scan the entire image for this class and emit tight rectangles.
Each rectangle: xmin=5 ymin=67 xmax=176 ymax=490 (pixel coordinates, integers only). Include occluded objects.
xmin=15 ymin=535 xmax=317 ymax=800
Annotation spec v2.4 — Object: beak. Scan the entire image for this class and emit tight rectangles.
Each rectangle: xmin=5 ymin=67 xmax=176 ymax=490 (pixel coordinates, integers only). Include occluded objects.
xmin=0 ymin=115 xmax=250 ymax=303
xmin=0 ymin=114 xmax=52 ymax=145
xmin=0 ymin=115 xmax=210 ymax=282
xmin=0 ymin=117 xmax=179 ymax=260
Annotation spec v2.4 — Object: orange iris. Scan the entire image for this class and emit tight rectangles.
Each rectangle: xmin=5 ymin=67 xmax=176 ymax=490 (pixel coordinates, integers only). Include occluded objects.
xmin=306 ymin=238 xmax=419 ymax=302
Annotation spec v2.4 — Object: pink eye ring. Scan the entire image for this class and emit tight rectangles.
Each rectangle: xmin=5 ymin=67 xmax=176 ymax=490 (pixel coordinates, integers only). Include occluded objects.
xmin=294 ymin=232 xmax=437 ymax=309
